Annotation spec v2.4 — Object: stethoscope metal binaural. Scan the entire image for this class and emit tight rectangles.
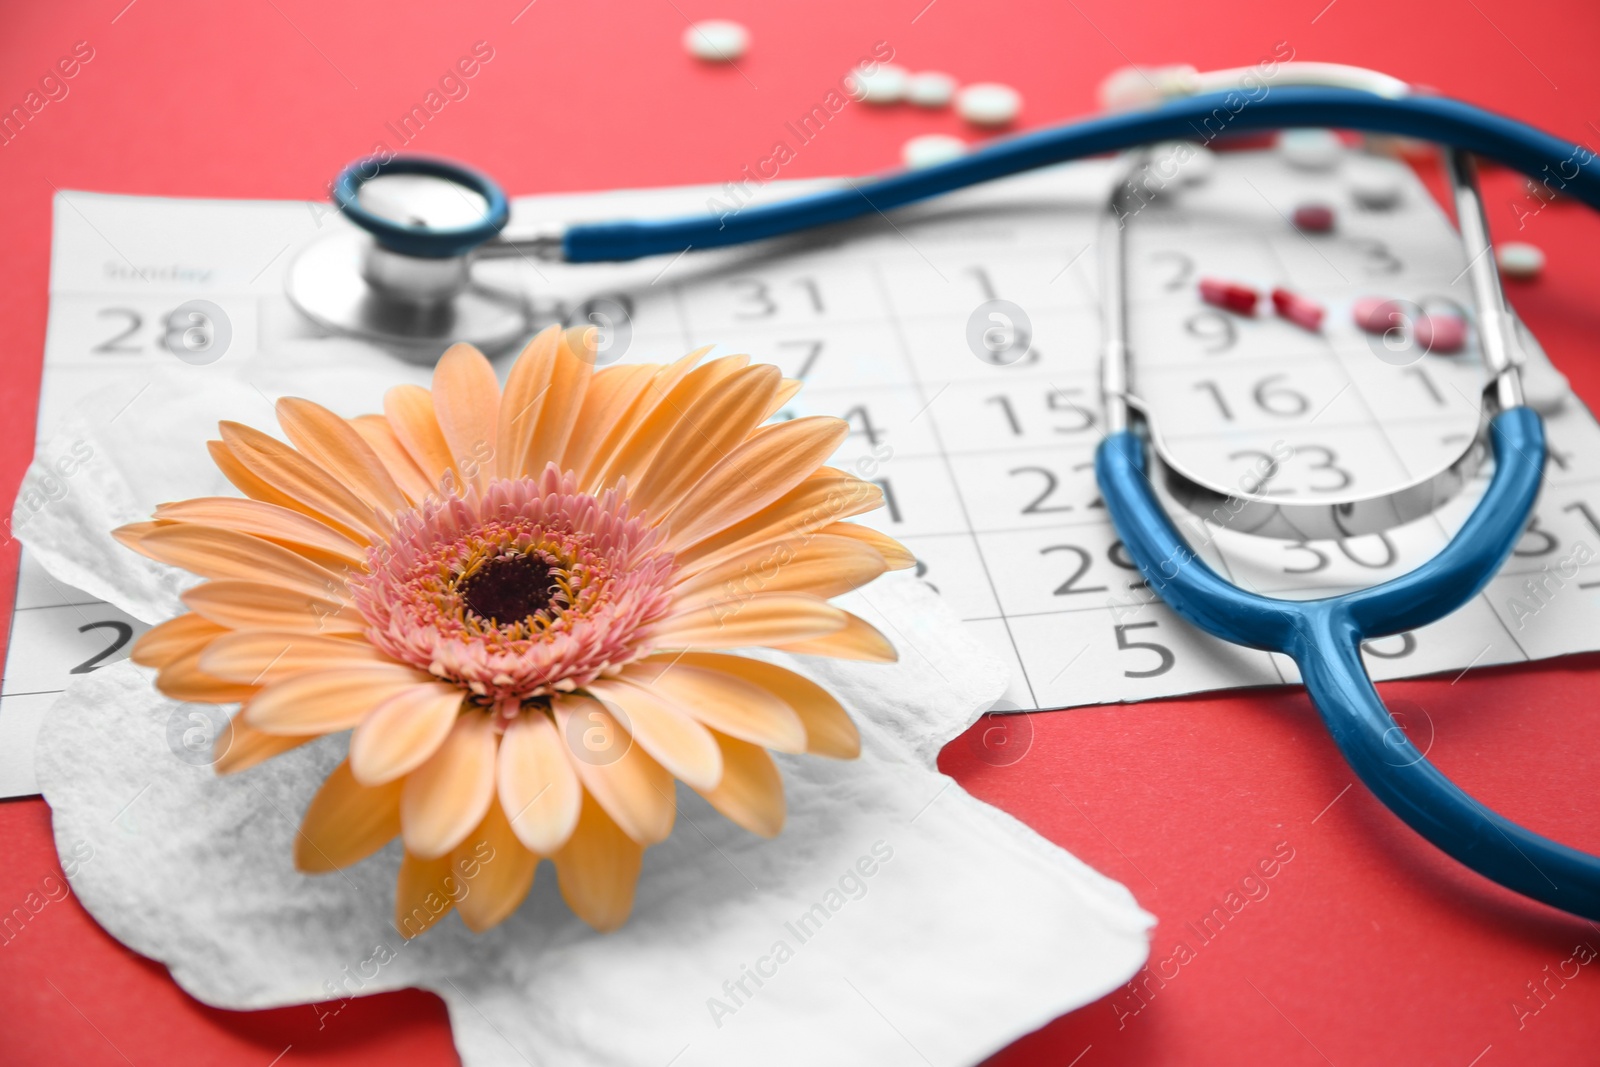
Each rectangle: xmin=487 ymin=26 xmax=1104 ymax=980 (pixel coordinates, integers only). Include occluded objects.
xmin=287 ymin=64 xmax=1600 ymax=920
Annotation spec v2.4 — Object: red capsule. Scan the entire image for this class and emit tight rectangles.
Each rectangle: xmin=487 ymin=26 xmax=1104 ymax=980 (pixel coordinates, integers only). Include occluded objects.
xmin=1271 ymin=287 xmax=1324 ymax=332
xmin=1198 ymin=278 xmax=1259 ymax=315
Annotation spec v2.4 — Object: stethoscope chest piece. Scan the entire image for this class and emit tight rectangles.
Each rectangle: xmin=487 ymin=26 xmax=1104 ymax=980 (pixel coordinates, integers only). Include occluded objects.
xmin=286 ymin=228 xmax=529 ymax=363
xmin=286 ymin=156 xmax=533 ymax=362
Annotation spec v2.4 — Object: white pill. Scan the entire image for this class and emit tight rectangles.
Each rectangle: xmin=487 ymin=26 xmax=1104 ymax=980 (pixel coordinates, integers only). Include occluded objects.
xmin=1097 ymin=64 xmax=1198 ymax=111
xmin=1347 ymin=161 xmax=1403 ymax=209
xmin=1511 ymin=315 xmax=1567 ymax=413
xmin=1278 ymin=128 xmax=1344 ymax=170
xmin=906 ymin=71 xmax=957 ymax=108
xmin=851 ymin=64 xmax=909 ymax=105
xmin=1167 ymin=141 xmax=1215 ymax=185
xmin=957 ymin=82 xmax=1021 ymax=127
xmin=902 ymin=133 xmax=967 ymax=169
xmin=683 ymin=20 xmax=748 ymax=62
xmin=1497 ymin=241 xmax=1546 ymax=280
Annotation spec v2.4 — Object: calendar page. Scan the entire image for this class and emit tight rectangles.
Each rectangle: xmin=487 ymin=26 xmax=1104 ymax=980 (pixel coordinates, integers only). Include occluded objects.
xmin=6 ymin=147 xmax=1600 ymax=798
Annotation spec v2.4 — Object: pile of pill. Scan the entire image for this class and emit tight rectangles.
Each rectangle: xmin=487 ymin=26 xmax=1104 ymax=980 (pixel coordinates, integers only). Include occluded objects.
xmin=679 ymin=24 xmax=1021 ymax=167
xmin=846 ymin=65 xmax=1022 ymax=128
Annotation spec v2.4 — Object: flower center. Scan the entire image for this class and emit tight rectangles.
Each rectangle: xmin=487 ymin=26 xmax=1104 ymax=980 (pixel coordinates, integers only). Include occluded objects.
xmin=459 ymin=553 xmax=562 ymax=627
xmin=350 ymin=470 xmax=677 ymax=702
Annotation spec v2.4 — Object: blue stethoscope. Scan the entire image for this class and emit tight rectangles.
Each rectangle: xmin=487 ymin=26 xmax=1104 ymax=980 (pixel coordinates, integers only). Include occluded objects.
xmin=289 ymin=65 xmax=1600 ymax=920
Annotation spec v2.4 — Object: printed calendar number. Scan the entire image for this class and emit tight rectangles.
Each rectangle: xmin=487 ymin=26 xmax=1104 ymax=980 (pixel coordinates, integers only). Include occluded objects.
xmin=1514 ymin=515 xmax=1559 ymax=558
xmin=1010 ymin=466 xmax=1076 ymax=516
xmin=70 ymin=620 xmax=135 ymax=674
xmin=1149 ymin=250 xmax=1194 ymax=292
xmin=93 ymin=308 xmax=144 ymax=353
xmin=1185 ymin=309 xmax=1237 ymax=353
xmin=777 ymin=338 xmax=825 ymax=379
xmin=727 ymin=276 xmax=825 ymax=319
xmin=1114 ymin=621 xmax=1176 ymax=678
xmin=1040 ymin=540 xmax=1149 ymax=597
xmin=1361 ymin=631 xmax=1417 ymax=660
xmin=1193 ymin=374 xmax=1311 ymax=421
xmin=986 ymin=388 xmax=1097 ymax=437
xmin=1281 ymin=532 xmax=1400 ymax=574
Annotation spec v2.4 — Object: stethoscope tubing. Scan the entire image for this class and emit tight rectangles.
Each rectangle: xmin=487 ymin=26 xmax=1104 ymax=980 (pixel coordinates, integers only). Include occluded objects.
xmin=564 ymin=87 xmax=1600 ymax=263
xmin=330 ymin=79 xmax=1600 ymax=918
xmin=1100 ymin=408 xmax=1600 ymax=919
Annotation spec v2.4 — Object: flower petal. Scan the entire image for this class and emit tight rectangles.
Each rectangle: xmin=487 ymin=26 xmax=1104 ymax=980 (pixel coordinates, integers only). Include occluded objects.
xmin=348 ymin=683 xmax=465 ymax=786
xmin=497 ymin=710 xmax=582 ymax=855
xmin=394 ymin=850 xmax=457 ymax=938
xmin=521 ymin=326 xmax=597 ymax=475
xmin=350 ymin=414 xmax=437 ymax=505
xmin=294 ymin=759 xmax=403 ymax=873
xmin=667 ymin=653 xmax=860 ymax=758
xmin=495 ymin=327 xmax=559 ymax=483
xmin=583 ymin=679 xmax=723 ymax=791
xmin=130 ymin=613 xmax=225 ymax=669
xmin=275 ymin=397 xmax=411 ymax=515
xmin=671 ymin=533 xmax=889 ymax=604
xmin=181 ymin=580 xmax=366 ymax=635
xmin=818 ymin=521 xmax=917 ymax=569
xmin=401 ymin=711 xmax=497 ymax=859
xmin=152 ymin=498 xmax=367 ymax=564
xmin=431 ymin=343 xmax=500 ymax=490
xmin=763 ymin=377 xmax=803 ymax=420
xmin=623 ymin=660 xmax=806 ymax=754
xmin=156 ymin=647 xmax=259 ymax=704
xmin=672 ymin=470 xmax=882 ymax=575
xmin=218 ymin=421 xmax=387 ymax=539
xmin=589 ymin=354 xmax=748 ymax=492
xmin=664 ymin=417 xmax=849 ymax=551
xmin=214 ymin=717 xmax=313 ymax=775
xmin=652 ymin=593 xmax=847 ymax=650
xmin=560 ymin=364 xmax=657 ymax=484
xmin=552 ymin=791 xmax=643 ymax=933
xmin=132 ymin=524 xmax=349 ymax=601
xmin=199 ymin=630 xmax=391 ymax=685
xmin=632 ymin=364 xmax=782 ymax=517
xmin=383 ymin=384 xmax=457 ymax=492
xmin=552 ymin=695 xmax=675 ymax=846
xmin=207 ymin=439 xmax=349 ymax=532
xmin=773 ymin=610 xmax=897 ymax=663
xmin=244 ymin=668 xmax=433 ymax=735
xmin=696 ymin=731 xmax=785 ymax=838
xmin=452 ymin=798 xmax=539 ymax=933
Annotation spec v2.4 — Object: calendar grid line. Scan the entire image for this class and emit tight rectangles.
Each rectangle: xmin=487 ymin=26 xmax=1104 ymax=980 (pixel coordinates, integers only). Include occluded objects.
xmin=10 ymin=151 xmax=1600 ymax=769
xmin=867 ymin=259 xmax=1040 ymax=709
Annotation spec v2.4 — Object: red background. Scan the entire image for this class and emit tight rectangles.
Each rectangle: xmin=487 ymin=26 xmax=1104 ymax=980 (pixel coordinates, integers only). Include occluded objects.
xmin=4 ymin=1 xmax=1600 ymax=1063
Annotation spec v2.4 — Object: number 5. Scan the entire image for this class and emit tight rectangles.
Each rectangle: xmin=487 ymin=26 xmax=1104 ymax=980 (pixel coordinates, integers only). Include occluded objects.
xmin=1114 ymin=622 xmax=1175 ymax=678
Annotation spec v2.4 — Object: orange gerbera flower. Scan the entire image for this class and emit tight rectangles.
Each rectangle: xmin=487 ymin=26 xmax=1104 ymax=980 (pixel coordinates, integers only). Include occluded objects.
xmin=116 ymin=326 xmax=911 ymax=935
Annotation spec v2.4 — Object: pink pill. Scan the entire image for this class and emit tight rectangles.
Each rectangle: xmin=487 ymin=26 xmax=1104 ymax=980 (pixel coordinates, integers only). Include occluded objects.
xmin=1352 ymin=296 xmax=1399 ymax=333
xmin=1272 ymin=287 xmax=1324 ymax=332
xmin=1292 ymin=203 xmax=1335 ymax=233
xmin=1416 ymin=313 xmax=1466 ymax=354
